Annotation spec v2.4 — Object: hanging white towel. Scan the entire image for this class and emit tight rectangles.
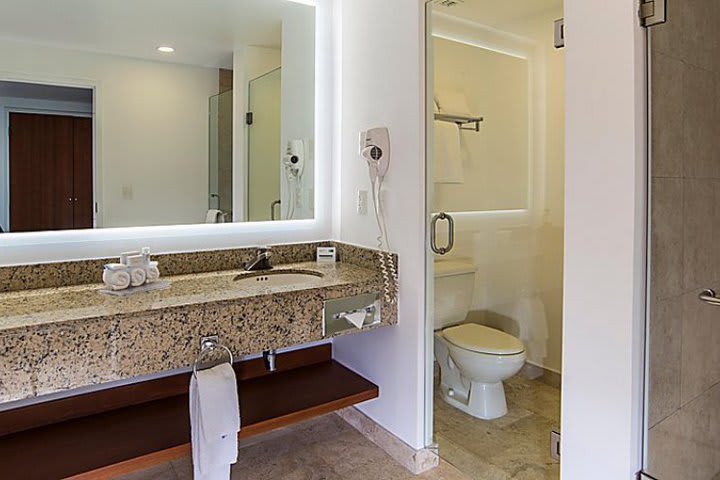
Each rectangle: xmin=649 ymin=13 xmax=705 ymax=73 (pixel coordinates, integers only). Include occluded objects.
xmin=433 ymin=120 xmax=464 ymax=184
xmin=512 ymin=296 xmax=549 ymax=365
xmin=205 ymin=209 xmax=225 ymax=223
xmin=434 ymin=91 xmax=472 ymax=117
xmin=190 ymin=363 xmax=240 ymax=480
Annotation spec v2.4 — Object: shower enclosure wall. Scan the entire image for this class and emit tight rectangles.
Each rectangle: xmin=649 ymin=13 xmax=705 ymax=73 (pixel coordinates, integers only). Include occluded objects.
xmin=645 ymin=2 xmax=720 ymax=478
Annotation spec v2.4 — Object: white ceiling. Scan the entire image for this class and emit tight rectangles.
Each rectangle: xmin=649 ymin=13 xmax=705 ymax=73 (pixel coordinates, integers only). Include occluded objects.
xmin=0 ymin=0 xmax=314 ymax=69
xmin=433 ymin=0 xmax=562 ymax=30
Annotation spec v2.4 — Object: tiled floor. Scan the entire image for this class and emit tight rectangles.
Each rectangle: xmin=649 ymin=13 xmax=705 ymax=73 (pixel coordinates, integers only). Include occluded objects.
xmin=434 ymin=374 xmax=561 ymax=480
xmin=118 ymin=414 xmax=471 ymax=480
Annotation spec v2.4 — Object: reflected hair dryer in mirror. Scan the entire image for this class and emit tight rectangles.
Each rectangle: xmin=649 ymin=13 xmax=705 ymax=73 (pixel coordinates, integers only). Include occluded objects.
xmin=283 ymin=139 xmax=306 ymax=219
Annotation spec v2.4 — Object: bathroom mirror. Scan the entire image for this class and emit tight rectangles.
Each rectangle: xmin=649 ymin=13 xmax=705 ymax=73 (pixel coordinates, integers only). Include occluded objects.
xmin=0 ymin=0 xmax=315 ymax=234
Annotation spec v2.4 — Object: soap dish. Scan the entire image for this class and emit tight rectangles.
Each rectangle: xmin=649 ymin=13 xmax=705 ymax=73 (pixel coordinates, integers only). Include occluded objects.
xmin=99 ymin=280 xmax=171 ymax=297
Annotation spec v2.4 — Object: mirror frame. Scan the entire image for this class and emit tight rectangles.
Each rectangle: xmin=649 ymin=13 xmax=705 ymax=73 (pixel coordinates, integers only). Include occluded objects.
xmin=0 ymin=0 xmax=332 ymax=266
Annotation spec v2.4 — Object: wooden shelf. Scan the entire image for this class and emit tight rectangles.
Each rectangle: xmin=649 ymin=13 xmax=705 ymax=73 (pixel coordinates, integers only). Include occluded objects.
xmin=0 ymin=345 xmax=378 ymax=480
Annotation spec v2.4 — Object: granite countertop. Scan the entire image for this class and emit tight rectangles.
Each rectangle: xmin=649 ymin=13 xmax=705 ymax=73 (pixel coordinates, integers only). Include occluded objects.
xmin=0 ymin=262 xmax=378 ymax=334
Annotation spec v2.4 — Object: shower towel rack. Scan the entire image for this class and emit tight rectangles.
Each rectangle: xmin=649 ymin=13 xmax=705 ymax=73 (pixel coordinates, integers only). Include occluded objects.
xmin=434 ymin=112 xmax=484 ymax=132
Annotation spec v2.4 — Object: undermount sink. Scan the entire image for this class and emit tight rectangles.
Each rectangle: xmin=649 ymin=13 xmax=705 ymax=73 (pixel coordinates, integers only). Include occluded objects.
xmin=233 ymin=270 xmax=324 ymax=287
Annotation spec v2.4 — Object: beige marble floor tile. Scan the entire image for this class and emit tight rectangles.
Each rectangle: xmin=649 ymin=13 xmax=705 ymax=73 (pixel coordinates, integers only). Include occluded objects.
xmin=419 ymin=460 xmax=475 ymax=480
xmin=117 ymin=463 xmax=178 ymax=480
xmin=435 ymin=375 xmax=560 ymax=480
xmin=436 ymin=434 xmax=509 ymax=480
xmin=504 ymin=376 xmax=560 ymax=423
xmin=169 ymin=457 xmax=192 ymax=480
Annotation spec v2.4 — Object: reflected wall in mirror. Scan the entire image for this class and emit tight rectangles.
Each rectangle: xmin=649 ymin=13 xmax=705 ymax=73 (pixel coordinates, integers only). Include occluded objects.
xmin=0 ymin=0 xmax=315 ymax=233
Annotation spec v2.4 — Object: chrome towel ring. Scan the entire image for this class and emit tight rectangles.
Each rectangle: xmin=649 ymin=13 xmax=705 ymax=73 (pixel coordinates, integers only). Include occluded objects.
xmin=193 ymin=336 xmax=234 ymax=376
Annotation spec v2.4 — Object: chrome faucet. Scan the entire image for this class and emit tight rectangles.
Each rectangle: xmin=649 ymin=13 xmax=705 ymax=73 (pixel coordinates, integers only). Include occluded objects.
xmin=244 ymin=246 xmax=273 ymax=271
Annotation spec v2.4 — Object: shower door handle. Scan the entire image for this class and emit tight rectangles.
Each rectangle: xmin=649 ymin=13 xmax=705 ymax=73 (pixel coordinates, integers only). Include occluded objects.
xmin=270 ymin=200 xmax=281 ymax=220
xmin=699 ymin=289 xmax=720 ymax=306
xmin=431 ymin=212 xmax=455 ymax=255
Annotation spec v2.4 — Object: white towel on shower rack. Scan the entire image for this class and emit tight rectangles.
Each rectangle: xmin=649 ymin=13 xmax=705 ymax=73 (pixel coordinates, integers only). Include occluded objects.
xmin=434 ymin=120 xmax=464 ymax=184
xmin=190 ymin=363 xmax=240 ymax=480
xmin=435 ymin=91 xmax=472 ymax=117
xmin=205 ymin=209 xmax=225 ymax=223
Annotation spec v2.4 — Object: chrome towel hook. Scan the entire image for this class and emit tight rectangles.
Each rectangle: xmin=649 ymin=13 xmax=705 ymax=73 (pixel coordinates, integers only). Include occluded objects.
xmin=193 ymin=335 xmax=234 ymax=376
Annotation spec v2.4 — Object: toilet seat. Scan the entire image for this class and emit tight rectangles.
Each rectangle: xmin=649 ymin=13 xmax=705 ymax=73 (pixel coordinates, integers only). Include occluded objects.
xmin=442 ymin=323 xmax=524 ymax=355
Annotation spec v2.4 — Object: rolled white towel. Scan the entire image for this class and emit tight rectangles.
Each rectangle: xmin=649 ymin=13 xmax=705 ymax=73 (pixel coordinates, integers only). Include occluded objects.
xmin=146 ymin=261 xmax=161 ymax=283
xmin=435 ymin=90 xmax=472 ymax=117
xmin=129 ymin=267 xmax=147 ymax=287
xmin=103 ymin=264 xmax=131 ymax=291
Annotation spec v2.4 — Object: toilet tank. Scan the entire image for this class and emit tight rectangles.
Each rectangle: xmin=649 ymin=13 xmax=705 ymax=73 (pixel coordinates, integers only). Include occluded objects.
xmin=433 ymin=259 xmax=477 ymax=330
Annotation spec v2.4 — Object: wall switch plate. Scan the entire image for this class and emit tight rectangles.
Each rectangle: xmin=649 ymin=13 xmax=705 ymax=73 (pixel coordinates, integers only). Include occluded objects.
xmin=357 ymin=190 xmax=368 ymax=215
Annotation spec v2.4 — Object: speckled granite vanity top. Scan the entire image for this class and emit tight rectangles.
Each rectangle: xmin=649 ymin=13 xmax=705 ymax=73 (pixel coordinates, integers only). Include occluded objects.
xmin=0 ymin=261 xmax=378 ymax=333
xmin=0 ymin=242 xmax=398 ymax=403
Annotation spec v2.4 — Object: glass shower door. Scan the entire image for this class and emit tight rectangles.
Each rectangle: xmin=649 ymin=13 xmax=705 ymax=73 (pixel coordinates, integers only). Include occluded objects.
xmin=247 ymin=68 xmax=281 ymax=222
xmin=644 ymin=3 xmax=720 ymax=478
xmin=208 ymin=90 xmax=233 ymax=220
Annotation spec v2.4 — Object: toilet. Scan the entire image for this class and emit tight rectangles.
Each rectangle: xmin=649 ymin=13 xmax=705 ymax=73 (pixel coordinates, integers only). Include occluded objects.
xmin=433 ymin=259 xmax=526 ymax=420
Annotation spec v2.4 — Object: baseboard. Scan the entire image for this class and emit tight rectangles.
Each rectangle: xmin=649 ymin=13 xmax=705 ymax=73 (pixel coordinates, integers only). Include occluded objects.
xmin=519 ymin=362 xmax=562 ymax=389
xmin=336 ymin=407 xmax=439 ymax=474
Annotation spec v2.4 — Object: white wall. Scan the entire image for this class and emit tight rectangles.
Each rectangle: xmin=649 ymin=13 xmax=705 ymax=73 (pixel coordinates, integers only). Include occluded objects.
xmin=0 ymin=39 xmax=218 ymax=229
xmin=281 ymin=5 xmax=316 ymax=220
xmin=332 ymin=0 xmax=427 ymax=450
xmin=562 ymin=0 xmax=646 ymax=478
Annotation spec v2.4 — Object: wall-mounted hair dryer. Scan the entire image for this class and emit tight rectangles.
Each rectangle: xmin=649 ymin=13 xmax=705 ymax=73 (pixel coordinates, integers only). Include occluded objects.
xmin=360 ymin=127 xmax=391 ymax=183
xmin=359 ymin=127 xmax=398 ymax=304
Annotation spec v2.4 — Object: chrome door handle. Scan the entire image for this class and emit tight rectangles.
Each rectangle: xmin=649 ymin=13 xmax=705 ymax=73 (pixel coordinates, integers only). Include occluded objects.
xmin=431 ymin=212 xmax=454 ymax=255
xmin=699 ymin=289 xmax=720 ymax=306
xmin=270 ymin=200 xmax=281 ymax=220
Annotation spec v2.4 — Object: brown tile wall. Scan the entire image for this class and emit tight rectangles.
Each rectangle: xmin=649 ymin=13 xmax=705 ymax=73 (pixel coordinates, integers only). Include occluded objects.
xmin=647 ymin=3 xmax=720 ymax=478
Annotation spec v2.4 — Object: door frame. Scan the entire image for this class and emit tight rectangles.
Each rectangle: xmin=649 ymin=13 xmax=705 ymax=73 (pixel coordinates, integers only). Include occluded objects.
xmin=0 ymin=75 xmax=98 ymax=233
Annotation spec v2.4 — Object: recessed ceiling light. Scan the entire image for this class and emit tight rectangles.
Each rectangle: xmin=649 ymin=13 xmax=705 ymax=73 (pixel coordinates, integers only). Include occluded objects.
xmin=157 ymin=46 xmax=175 ymax=53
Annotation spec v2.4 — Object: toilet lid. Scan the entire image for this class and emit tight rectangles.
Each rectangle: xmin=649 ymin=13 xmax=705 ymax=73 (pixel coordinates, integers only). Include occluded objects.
xmin=443 ymin=324 xmax=524 ymax=355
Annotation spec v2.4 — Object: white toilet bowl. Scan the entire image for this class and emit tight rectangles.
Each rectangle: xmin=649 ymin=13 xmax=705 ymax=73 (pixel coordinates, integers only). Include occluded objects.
xmin=435 ymin=323 xmax=526 ymax=420
xmin=433 ymin=259 xmax=526 ymax=420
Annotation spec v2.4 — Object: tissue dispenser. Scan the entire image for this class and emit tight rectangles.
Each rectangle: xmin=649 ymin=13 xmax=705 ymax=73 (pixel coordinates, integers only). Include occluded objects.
xmin=323 ymin=292 xmax=382 ymax=337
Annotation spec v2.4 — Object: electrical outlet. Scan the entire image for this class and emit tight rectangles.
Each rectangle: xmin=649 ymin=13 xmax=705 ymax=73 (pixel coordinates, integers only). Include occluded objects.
xmin=357 ymin=190 xmax=368 ymax=215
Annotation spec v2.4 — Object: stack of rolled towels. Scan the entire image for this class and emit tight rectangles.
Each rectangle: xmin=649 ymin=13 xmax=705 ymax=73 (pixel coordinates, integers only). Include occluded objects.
xmin=102 ymin=247 xmax=161 ymax=291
